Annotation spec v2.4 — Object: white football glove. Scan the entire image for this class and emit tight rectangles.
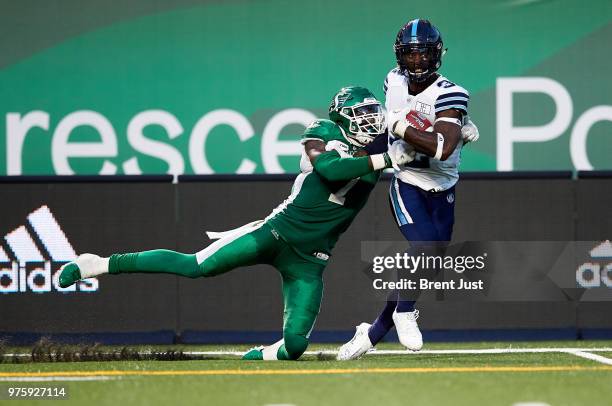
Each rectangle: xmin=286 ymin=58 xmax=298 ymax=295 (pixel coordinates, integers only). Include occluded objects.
xmin=387 ymin=140 xmax=416 ymax=170
xmin=461 ymin=117 xmax=480 ymax=143
xmin=388 ymin=108 xmax=410 ymax=138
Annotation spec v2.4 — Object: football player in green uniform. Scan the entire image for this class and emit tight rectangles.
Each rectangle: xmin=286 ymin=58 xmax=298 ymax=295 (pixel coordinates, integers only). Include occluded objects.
xmin=59 ymin=86 xmax=414 ymax=361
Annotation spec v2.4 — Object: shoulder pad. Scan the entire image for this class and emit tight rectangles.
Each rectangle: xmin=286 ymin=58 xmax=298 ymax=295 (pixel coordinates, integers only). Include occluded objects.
xmin=384 ymin=68 xmax=406 ymax=96
xmin=434 ymin=78 xmax=469 ymax=115
xmin=385 ymin=68 xmax=405 ymax=86
xmin=302 ymin=119 xmax=342 ymax=143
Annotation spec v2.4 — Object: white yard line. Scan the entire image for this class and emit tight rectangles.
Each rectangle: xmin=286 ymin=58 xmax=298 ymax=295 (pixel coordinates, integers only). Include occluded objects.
xmin=183 ymin=347 xmax=612 ymax=356
xmin=563 ymin=350 xmax=612 ymax=365
xmin=362 ymin=347 xmax=612 ymax=355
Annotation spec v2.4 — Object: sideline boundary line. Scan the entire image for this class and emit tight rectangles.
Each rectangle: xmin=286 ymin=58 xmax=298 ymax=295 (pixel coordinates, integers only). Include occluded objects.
xmin=1 ymin=365 xmax=612 ymax=379
xmin=0 ymin=376 xmax=118 ymax=382
xmin=7 ymin=347 xmax=612 ymax=358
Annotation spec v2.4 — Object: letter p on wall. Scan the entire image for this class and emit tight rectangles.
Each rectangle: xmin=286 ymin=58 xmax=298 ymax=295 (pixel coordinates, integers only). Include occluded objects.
xmin=496 ymin=77 xmax=573 ymax=171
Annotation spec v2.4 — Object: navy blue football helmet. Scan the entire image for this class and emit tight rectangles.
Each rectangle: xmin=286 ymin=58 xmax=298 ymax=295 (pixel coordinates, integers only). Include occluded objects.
xmin=394 ymin=19 xmax=444 ymax=83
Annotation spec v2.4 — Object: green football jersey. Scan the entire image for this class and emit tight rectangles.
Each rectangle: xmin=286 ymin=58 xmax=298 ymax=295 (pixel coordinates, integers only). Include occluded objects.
xmin=265 ymin=119 xmax=380 ymax=263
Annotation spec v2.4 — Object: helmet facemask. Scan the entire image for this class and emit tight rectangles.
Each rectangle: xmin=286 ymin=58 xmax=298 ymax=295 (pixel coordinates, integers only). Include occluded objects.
xmin=338 ymin=99 xmax=386 ymax=146
xmin=396 ymin=43 xmax=442 ymax=83
xmin=394 ymin=19 xmax=444 ymax=83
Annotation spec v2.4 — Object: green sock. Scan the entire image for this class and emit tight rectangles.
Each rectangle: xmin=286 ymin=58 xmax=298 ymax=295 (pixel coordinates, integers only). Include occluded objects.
xmin=277 ymin=344 xmax=292 ymax=360
xmin=108 ymin=249 xmax=201 ymax=278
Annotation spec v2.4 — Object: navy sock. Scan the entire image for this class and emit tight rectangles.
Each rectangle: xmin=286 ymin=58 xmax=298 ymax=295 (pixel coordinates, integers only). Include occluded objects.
xmin=367 ymin=297 xmax=396 ymax=345
xmin=395 ymin=299 xmax=415 ymax=313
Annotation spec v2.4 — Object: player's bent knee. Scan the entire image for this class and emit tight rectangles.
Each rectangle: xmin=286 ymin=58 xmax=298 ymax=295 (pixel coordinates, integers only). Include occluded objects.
xmin=283 ymin=333 xmax=309 ymax=360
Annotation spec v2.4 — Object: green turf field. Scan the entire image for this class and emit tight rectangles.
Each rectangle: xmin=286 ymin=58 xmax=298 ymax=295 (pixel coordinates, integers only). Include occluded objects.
xmin=1 ymin=341 xmax=611 ymax=406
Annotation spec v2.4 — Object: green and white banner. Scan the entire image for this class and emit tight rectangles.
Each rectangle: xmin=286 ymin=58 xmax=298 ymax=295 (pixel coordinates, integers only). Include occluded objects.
xmin=1 ymin=0 xmax=611 ymax=175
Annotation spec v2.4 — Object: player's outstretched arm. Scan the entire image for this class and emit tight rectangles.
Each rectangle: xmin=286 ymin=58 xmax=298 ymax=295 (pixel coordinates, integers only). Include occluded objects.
xmin=391 ymin=109 xmax=462 ymax=161
xmin=305 ymin=140 xmax=378 ymax=181
xmin=305 ymin=140 xmax=411 ymax=181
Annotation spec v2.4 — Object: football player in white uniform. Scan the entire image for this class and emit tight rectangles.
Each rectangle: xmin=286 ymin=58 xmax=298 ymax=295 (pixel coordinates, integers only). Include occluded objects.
xmin=338 ymin=19 xmax=480 ymax=360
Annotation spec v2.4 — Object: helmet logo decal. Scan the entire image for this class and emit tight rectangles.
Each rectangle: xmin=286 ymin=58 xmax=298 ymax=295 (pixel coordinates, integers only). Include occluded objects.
xmin=306 ymin=121 xmax=321 ymax=130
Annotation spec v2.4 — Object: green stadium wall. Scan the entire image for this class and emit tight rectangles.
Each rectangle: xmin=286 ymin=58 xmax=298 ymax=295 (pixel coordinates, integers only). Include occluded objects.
xmin=1 ymin=0 xmax=611 ymax=175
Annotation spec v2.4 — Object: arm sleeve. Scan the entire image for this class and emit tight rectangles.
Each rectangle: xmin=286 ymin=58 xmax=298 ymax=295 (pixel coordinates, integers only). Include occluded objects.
xmin=313 ymin=150 xmax=374 ymax=182
xmin=364 ymin=133 xmax=389 ymax=155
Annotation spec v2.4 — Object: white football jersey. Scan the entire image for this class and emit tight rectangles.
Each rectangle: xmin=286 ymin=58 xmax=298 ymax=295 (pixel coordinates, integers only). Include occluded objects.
xmin=384 ymin=68 xmax=469 ymax=192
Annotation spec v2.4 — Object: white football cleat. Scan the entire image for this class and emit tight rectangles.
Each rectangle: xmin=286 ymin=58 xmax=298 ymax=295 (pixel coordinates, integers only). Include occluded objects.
xmin=75 ymin=253 xmax=109 ymax=277
xmin=336 ymin=322 xmax=373 ymax=361
xmin=59 ymin=253 xmax=109 ymax=288
xmin=393 ymin=309 xmax=423 ymax=351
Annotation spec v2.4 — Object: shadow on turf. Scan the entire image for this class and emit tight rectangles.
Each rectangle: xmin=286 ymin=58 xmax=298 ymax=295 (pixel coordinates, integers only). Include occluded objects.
xmin=0 ymin=337 xmax=216 ymax=364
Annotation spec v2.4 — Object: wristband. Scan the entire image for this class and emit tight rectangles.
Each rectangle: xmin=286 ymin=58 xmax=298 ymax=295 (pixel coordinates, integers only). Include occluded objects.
xmin=434 ymin=133 xmax=444 ymax=160
xmin=392 ymin=120 xmax=409 ymax=138
xmin=371 ymin=153 xmax=389 ymax=170
xmin=434 ymin=117 xmax=462 ymax=126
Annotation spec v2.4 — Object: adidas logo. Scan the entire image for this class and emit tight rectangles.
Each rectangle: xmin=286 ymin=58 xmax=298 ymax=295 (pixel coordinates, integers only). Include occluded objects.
xmin=0 ymin=205 xmax=98 ymax=294
xmin=590 ymin=240 xmax=612 ymax=259
xmin=576 ymin=240 xmax=612 ymax=289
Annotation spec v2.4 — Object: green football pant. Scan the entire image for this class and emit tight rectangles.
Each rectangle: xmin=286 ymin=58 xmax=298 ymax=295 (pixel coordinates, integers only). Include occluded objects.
xmin=108 ymin=222 xmax=325 ymax=360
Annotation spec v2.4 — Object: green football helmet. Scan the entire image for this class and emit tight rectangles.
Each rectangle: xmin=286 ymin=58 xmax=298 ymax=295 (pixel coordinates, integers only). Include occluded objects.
xmin=328 ymin=86 xmax=387 ymax=146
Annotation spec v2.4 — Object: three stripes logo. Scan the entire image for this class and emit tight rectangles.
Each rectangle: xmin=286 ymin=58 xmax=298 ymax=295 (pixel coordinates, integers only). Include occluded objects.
xmin=576 ymin=240 xmax=612 ymax=288
xmin=0 ymin=205 xmax=98 ymax=294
